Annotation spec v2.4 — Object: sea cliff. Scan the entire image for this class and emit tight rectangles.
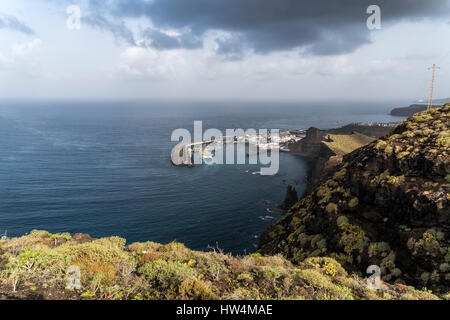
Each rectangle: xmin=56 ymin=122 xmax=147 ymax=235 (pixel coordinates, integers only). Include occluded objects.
xmin=259 ymin=105 xmax=450 ymax=293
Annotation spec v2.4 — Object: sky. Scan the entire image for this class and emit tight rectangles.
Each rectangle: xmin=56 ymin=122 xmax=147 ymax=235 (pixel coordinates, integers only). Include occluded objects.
xmin=0 ymin=0 xmax=449 ymax=101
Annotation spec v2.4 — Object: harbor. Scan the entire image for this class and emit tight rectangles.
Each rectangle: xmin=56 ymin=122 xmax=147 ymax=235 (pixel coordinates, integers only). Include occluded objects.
xmin=171 ymin=131 xmax=305 ymax=166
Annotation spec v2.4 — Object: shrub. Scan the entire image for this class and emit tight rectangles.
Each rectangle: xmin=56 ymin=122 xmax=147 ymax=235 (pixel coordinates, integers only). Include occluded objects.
xmin=370 ymin=169 xmax=390 ymax=185
xmin=93 ymin=236 xmax=127 ymax=249
xmin=159 ymin=242 xmax=187 ymax=252
xmin=61 ymin=233 xmax=72 ymax=241
xmin=440 ymin=263 xmax=450 ymax=272
xmin=445 ymin=248 xmax=450 ymax=263
xmin=415 ymin=232 xmax=440 ymax=253
xmin=127 ymin=241 xmax=161 ymax=253
xmin=59 ymin=241 xmax=131 ymax=265
xmin=338 ymin=223 xmax=366 ymax=254
xmin=56 ymin=239 xmax=133 ymax=290
xmin=387 ymin=175 xmax=405 ymax=186
xmin=28 ymin=230 xmax=51 ymax=238
xmin=138 ymin=259 xmax=196 ymax=289
xmin=237 ymin=273 xmax=254 ymax=282
xmin=257 ymin=265 xmax=288 ymax=281
xmin=305 ymin=257 xmax=346 ymax=277
xmin=140 ymin=251 xmax=164 ymax=265
xmin=294 ymin=269 xmax=354 ymax=300
xmin=368 ymin=242 xmax=390 ymax=257
xmin=74 ymin=256 xmax=117 ymax=289
xmin=80 ymin=290 xmax=95 ymax=297
xmin=325 ymin=203 xmax=338 ymax=214
xmin=336 ymin=216 xmax=349 ymax=227
xmin=179 ymin=277 xmax=216 ymax=300
xmin=385 ymin=145 xmax=393 ymax=154
xmin=333 ymin=169 xmax=347 ymax=181
xmin=18 ymin=246 xmax=69 ymax=279
xmin=348 ymin=198 xmax=359 ymax=208
xmin=375 ymin=140 xmax=387 ymax=150
xmin=397 ymin=151 xmax=410 ymax=159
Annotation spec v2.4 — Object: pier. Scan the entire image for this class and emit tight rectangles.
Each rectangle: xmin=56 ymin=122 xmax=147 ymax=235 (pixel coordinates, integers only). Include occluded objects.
xmin=171 ymin=136 xmax=235 ymax=166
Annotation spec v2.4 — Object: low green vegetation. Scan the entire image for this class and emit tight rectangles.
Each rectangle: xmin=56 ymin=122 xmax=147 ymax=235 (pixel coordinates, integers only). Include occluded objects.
xmin=323 ymin=133 xmax=375 ymax=156
xmin=0 ymin=230 xmax=442 ymax=300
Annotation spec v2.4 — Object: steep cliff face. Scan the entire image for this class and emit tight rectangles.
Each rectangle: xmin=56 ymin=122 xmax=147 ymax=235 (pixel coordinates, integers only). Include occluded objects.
xmin=279 ymin=185 xmax=299 ymax=210
xmin=259 ymin=105 xmax=450 ymax=292
xmin=288 ymin=127 xmax=336 ymax=194
xmin=289 ymin=127 xmax=330 ymax=156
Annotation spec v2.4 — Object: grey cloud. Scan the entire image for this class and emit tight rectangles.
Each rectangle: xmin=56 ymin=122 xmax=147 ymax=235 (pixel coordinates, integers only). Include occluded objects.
xmin=83 ymin=0 xmax=450 ymax=56
xmin=83 ymin=14 xmax=137 ymax=46
xmin=0 ymin=13 xmax=35 ymax=35
xmin=215 ymin=37 xmax=247 ymax=61
xmin=140 ymin=28 xmax=202 ymax=50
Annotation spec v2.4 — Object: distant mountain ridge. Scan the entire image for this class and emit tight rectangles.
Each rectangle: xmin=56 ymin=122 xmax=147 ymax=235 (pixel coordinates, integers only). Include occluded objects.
xmin=391 ymin=98 xmax=450 ymax=117
xmin=390 ymin=104 xmax=442 ymax=117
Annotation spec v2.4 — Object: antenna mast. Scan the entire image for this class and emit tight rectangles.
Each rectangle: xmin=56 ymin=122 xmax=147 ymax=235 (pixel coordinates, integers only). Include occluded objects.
xmin=427 ymin=64 xmax=440 ymax=111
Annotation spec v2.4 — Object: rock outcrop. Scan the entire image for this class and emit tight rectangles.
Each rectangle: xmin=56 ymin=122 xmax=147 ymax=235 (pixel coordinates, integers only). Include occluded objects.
xmin=279 ymin=185 xmax=299 ymax=210
xmin=259 ymin=105 xmax=450 ymax=293
xmin=289 ymin=127 xmax=328 ymax=156
xmin=289 ymin=127 xmax=336 ymax=194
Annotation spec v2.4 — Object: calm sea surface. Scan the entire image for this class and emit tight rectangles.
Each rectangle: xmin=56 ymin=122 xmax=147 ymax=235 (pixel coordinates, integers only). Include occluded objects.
xmin=0 ymin=100 xmax=406 ymax=253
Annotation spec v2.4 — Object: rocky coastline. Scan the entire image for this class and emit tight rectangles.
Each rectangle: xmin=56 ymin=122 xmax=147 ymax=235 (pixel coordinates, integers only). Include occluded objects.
xmin=259 ymin=105 xmax=450 ymax=293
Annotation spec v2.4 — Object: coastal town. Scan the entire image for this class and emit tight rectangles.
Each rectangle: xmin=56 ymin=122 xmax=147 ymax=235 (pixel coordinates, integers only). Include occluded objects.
xmin=171 ymin=121 xmax=399 ymax=167
xmin=171 ymin=130 xmax=305 ymax=166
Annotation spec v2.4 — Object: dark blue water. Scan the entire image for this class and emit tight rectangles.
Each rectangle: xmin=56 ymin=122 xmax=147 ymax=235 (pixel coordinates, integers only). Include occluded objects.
xmin=0 ymin=100 xmax=406 ymax=254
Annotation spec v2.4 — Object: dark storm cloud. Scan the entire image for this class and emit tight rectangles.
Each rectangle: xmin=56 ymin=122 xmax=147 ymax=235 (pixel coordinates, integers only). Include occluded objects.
xmin=0 ymin=13 xmax=35 ymax=35
xmin=83 ymin=14 xmax=137 ymax=46
xmin=84 ymin=0 xmax=450 ymax=55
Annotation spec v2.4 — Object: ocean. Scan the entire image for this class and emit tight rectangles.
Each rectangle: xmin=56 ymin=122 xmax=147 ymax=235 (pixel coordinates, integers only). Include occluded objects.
xmin=0 ymin=100 xmax=407 ymax=254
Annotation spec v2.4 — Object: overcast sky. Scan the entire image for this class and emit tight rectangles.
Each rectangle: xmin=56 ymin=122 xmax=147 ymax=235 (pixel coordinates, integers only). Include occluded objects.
xmin=0 ymin=0 xmax=449 ymax=101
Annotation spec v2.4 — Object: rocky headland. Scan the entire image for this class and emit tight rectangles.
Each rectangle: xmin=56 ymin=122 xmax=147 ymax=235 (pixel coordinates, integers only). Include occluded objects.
xmin=259 ymin=105 xmax=450 ymax=293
